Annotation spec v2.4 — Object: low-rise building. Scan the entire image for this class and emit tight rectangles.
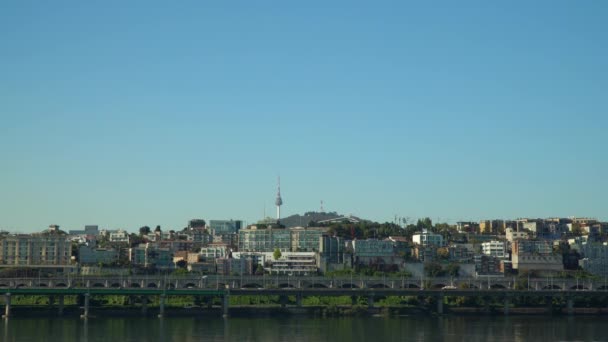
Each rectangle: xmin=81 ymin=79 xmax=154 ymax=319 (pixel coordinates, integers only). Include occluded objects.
xmin=109 ymin=229 xmax=129 ymax=243
xmin=481 ymin=240 xmax=508 ymax=259
xmin=129 ymin=244 xmax=173 ymax=269
xmin=78 ymin=245 xmax=119 ymax=265
xmin=511 ymin=240 xmax=562 ymax=272
xmin=505 ymin=228 xmax=528 ymax=242
xmin=412 ymin=231 xmax=444 ymax=247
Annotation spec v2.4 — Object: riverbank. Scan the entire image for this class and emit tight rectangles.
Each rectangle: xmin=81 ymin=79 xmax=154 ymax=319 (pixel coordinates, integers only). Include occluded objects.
xmin=4 ymin=305 xmax=608 ymax=318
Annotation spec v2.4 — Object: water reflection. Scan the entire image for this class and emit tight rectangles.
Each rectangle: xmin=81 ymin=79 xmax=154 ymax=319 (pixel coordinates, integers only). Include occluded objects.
xmin=0 ymin=316 xmax=603 ymax=341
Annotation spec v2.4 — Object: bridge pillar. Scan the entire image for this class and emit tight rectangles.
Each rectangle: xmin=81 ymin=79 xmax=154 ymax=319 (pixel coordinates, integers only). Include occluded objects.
xmin=58 ymin=295 xmax=64 ymax=316
xmin=280 ymin=295 xmax=288 ymax=308
xmin=3 ymin=293 xmax=11 ymax=319
xmin=206 ymin=297 xmax=213 ymax=309
xmin=222 ymin=295 xmax=229 ymax=318
xmin=158 ymin=294 xmax=166 ymax=318
xmin=437 ymin=294 xmax=444 ymax=315
xmin=546 ymin=296 xmax=553 ymax=315
xmin=81 ymin=293 xmax=90 ymax=319
xmin=503 ymin=296 xmax=510 ymax=316
xmin=86 ymin=280 xmax=90 ymax=288
xmin=296 ymin=293 xmax=302 ymax=307
xmin=48 ymin=295 xmax=55 ymax=309
xmin=567 ymin=297 xmax=574 ymax=315
xmin=367 ymin=295 xmax=374 ymax=308
xmin=142 ymin=296 xmax=148 ymax=316
xmin=351 ymin=296 xmax=357 ymax=306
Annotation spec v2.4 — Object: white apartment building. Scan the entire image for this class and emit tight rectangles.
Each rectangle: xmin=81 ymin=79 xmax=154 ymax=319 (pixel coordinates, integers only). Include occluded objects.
xmin=481 ymin=240 xmax=508 ymax=259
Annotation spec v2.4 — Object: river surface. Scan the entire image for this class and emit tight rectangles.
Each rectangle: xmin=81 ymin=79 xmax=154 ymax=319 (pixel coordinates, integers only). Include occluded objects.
xmin=0 ymin=316 xmax=606 ymax=341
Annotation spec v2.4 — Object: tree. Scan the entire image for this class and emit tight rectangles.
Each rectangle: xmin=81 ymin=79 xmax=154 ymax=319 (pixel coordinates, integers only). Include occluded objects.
xmin=446 ymin=263 xmax=460 ymax=277
xmin=437 ymin=247 xmax=450 ymax=260
xmin=139 ymin=226 xmax=151 ymax=236
xmin=424 ymin=262 xmax=444 ymax=277
xmin=176 ymin=259 xmax=187 ymax=269
xmin=273 ymin=248 xmax=282 ymax=260
xmin=155 ymin=225 xmax=162 ymax=233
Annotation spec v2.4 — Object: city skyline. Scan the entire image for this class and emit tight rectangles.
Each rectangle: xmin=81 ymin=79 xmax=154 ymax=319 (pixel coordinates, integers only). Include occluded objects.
xmin=1 ymin=1 xmax=607 ymax=232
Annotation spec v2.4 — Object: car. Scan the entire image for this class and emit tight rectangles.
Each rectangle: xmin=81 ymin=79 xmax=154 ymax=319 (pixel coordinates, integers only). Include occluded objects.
xmin=442 ymin=286 xmax=458 ymax=290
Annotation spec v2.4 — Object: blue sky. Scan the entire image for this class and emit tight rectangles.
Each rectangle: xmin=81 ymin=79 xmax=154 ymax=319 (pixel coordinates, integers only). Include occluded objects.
xmin=1 ymin=1 xmax=606 ymax=232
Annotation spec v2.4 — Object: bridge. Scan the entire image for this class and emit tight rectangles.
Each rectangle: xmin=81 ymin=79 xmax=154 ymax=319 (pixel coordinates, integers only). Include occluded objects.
xmin=1 ymin=276 xmax=606 ymax=319
xmin=0 ymin=275 xmax=603 ymax=291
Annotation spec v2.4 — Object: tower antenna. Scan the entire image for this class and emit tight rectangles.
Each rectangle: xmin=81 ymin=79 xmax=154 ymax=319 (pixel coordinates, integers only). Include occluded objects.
xmin=275 ymin=176 xmax=283 ymax=224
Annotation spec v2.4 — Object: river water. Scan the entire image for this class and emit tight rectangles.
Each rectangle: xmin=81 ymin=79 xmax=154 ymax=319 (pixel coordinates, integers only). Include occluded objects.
xmin=0 ymin=316 xmax=605 ymax=341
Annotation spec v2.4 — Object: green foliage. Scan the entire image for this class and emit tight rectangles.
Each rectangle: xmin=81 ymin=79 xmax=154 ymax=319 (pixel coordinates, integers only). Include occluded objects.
xmin=139 ymin=226 xmax=151 ymax=236
xmin=446 ymin=263 xmax=460 ymax=277
xmin=325 ymin=222 xmax=405 ymax=240
xmin=172 ymin=268 xmax=189 ymax=276
xmin=424 ymin=262 xmax=445 ymax=277
xmin=273 ymin=248 xmax=282 ymax=260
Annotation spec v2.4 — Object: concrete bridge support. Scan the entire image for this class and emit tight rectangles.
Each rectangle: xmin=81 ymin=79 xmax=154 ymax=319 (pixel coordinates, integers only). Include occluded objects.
xmin=81 ymin=293 xmax=90 ymax=319
xmin=158 ymin=294 xmax=166 ymax=318
xmin=142 ymin=296 xmax=148 ymax=316
xmin=437 ymin=295 xmax=444 ymax=314
xmin=58 ymin=295 xmax=64 ymax=316
xmin=503 ymin=297 xmax=510 ymax=316
xmin=367 ymin=295 xmax=374 ymax=308
xmin=351 ymin=296 xmax=357 ymax=306
xmin=567 ymin=297 xmax=574 ymax=315
xmin=280 ymin=295 xmax=287 ymax=308
xmin=296 ymin=293 xmax=302 ymax=307
xmin=546 ymin=296 xmax=553 ymax=315
xmin=222 ymin=295 xmax=230 ymax=317
xmin=3 ymin=293 xmax=11 ymax=319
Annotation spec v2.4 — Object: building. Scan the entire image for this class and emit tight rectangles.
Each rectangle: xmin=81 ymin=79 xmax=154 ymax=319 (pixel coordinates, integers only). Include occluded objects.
xmin=318 ymin=235 xmax=345 ymax=272
xmin=571 ymin=241 xmax=608 ymax=277
xmin=209 ymin=220 xmax=242 ymax=235
xmin=505 ymin=228 xmax=528 ymax=242
xmin=68 ymin=225 xmax=99 ymax=236
xmin=129 ymin=244 xmax=173 ymax=269
xmin=200 ymin=244 xmax=230 ymax=259
xmin=78 ymin=245 xmax=119 ymax=265
xmin=481 ymin=240 xmax=508 ymax=259
xmin=479 ymin=220 xmax=505 ymax=234
xmin=352 ymin=239 xmax=394 ymax=257
xmin=456 ymin=222 xmax=479 ymax=233
xmin=474 ymin=255 xmax=502 ymax=276
xmin=0 ymin=233 xmax=71 ymax=266
xmin=238 ymin=226 xmax=327 ymax=253
xmin=317 ymin=214 xmax=362 ymax=225
xmin=238 ymin=226 xmax=291 ymax=252
xmin=290 ymin=227 xmax=328 ymax=252
xmin=511 ymin=240 xmax=562 ymax=272
xmin=266 ymin=252 xmax=317 ymax=275
xmin=412 ymin=231 xmax=444 ymax=247
xmin=448 ymin=244 xmax=475 ymax=263
xmin=109 ymin=229 xmax=129 ymax=243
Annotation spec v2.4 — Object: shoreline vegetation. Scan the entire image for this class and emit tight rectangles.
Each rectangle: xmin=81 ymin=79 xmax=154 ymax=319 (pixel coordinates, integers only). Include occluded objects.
xmin=4 ymin=294 xmax=608 ymax=317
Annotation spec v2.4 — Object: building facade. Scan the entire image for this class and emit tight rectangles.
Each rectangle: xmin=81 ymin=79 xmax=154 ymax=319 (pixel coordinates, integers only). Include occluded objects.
xmin=0 ymin=234 xmax=71 ymax=266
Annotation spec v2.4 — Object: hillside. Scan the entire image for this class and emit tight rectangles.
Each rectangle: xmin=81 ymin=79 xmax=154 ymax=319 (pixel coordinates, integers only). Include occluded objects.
xmin=280 ymin=211 xmax=342 ymax=228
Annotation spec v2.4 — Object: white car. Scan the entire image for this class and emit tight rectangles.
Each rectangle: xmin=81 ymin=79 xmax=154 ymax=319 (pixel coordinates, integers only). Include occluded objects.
xmin=442 ymin=285 xmax=457 ymax=290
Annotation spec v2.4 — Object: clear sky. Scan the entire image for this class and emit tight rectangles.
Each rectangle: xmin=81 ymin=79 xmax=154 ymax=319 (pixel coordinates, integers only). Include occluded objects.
xmin=1 ymin=1 xmax=606 ymax=233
